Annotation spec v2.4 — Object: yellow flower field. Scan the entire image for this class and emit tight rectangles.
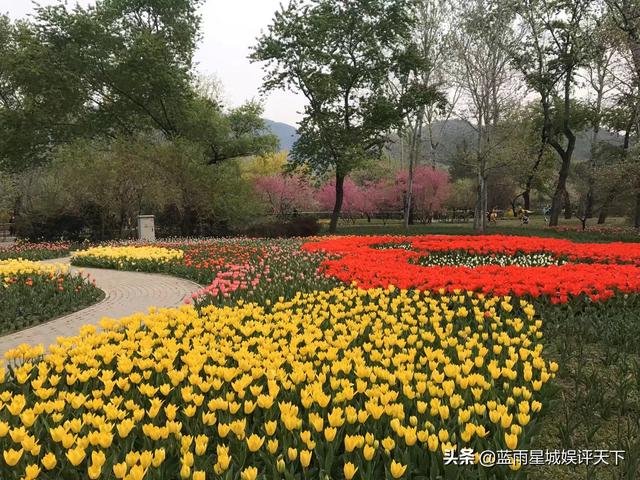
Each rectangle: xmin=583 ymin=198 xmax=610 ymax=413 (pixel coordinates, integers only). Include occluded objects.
xmin=1 ymin=259 xmax=68 ymax=281
xmin=0 ymin=286 xmax=556 ymax=479
xmin=72 ymin=246 xmax=183 ymax=265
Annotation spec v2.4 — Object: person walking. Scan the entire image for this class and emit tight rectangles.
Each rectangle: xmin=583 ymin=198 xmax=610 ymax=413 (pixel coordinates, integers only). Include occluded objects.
xmin=489 ymin=208 xmax=498 ymax=224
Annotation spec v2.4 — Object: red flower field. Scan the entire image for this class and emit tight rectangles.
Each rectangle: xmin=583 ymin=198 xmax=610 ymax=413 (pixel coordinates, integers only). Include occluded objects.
xmin=304 ymin=235 xmax=640 ymax=302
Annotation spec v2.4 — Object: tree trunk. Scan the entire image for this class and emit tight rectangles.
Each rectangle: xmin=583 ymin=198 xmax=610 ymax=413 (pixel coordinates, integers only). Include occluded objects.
xmin=474 ymin=173 xmax=481 ymax=232
xmin=510 ymin=196 xmax=520 ymax=217
xmin=329 ymin=173 xmax=345 ymax=233
xmin=404 ymin=116 xmax=423 ymax=229
xmin=635 ymin=191 xmax=640 ymax=229
xmin=523 ymin=189 xmax=531 ymax=211
xmin=563 ymin=190 xmax=572 ymax=220
xmin=474 ymin=166 xmax=487 ymax=234
xmin=597 ymin=207 xmax=607 ymax=225
xmin=482 ymin=173 xmax=488 ymax=232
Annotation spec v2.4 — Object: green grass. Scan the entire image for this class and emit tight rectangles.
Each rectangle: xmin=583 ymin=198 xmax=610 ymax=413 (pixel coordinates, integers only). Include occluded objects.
xmin=527 ymin=298 xmax=640 ymax=480
xmin=322 ymin=217 xmax=640 ymax=243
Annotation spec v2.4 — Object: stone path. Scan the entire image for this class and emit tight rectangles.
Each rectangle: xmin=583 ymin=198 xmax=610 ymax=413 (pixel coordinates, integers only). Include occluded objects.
xmin=0 ymin=258 xmax=202 ymax=356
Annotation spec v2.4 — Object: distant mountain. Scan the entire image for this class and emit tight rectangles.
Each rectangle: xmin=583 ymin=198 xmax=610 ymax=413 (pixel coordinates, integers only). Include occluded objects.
xmin=264 ymin=119 xmax=299 ymax=152
xmin=264 ymin=118 xmax=625 ymax=162
xmin=385 ymin=119 xmax=625 ymax=167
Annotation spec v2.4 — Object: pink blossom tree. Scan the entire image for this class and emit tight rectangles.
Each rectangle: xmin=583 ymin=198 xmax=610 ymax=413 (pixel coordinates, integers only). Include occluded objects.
xmin=254 ymin=174 xmax=317 ymax=217
xmin=394 ymin=167 xmax=451 ymax=223
xmin=317 ymin=178 xmax=369 ymax=223
xmin=317 ymin=177 xmax=406 ymax=224
xmin=361 ymin=180 xmax=400 ymax=223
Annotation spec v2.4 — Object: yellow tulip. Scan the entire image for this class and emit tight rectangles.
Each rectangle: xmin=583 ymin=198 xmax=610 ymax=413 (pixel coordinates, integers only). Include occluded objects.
xmin=324 ymin=427 xmax=337 ymax=441
xmin=246 ymin=434 xmax=265 ymax=452
xmin=287 ymin=447 xmax=298 ymax=461
xmin=88 ymin=464 xmax=102 ymax=480
xmin=66 ymin=447 xmax=86 ymax=467
xmin=25 ymin=464 xmax=41 ymax=480
xmin=241 ymin=466 xmax=258 ymax=480
xmin=300 ymin=449 xmax=312 ymax=468
xmin=505 ymin=432 xmax=518 ymax=450
xmin=343 ymin=462 xmax=358 ymax=480
xmin=363 ymin=444 xmax=376 ymax=461
xmin=390 ymin=460 xmax=407 ymax=479
xmin=41 ymin=452 xmax=57 ymax=470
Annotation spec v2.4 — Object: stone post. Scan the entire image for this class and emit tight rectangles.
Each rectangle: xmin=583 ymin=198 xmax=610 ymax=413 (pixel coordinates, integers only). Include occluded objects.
xmin=137 ymin=215 xmax=155 ymax=242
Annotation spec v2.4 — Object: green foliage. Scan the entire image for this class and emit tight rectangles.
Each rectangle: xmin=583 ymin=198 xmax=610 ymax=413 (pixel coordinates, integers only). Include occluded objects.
xmin=0 ymin=0 xmax=198 ymax=169
xmin=252 ymin=0 xmax=418 ymax=176
xmin=0 ymin=1 xmax=277 ymax=171
xmin=350 ymin=158 xmax=396 ymax=186
xmin=181 ymin=96 xmax=278 ymax=165
xmin=15 ymin=136 xmax=262 ymax=240
xmin=0 ymin=273 xmax=103 ymax=335
xmin=0 ymin=171 xmax=17 ymax=222
xmin=530 ymin=296 xmax=640 ymax=479
xmin=445 ymin=179 xmax=476 ymax=211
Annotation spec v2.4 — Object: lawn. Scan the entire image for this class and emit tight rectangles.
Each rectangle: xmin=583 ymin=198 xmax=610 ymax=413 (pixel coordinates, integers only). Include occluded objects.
xmin=328 ymin=217 xmax=640 ymax=243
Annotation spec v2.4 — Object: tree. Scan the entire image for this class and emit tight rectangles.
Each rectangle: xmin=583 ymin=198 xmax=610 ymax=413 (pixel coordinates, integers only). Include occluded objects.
xmin=606 ymin=0 xmax=640 ymax=227
xmin=14 ymin=135 xmax=260 ymax=239
xmin=0 ymin=170 xmax=17 ymax=223
xmin=252 ymin=0 xmax=433 ymax=233
xmin=596 ymin=95 xmax=639 ymax=222
xmin=445 ymin=178 xmax=477 ymax=219
xmin=393 ymin=0 xmax=449 ymax=228
xmin=241 ymin=152 xmax=290 ymax=179
xmin=0 ymin=0 xmax=201 ymax=170
xmin=394 ymin=166 xmax=451 ymax=223
xmin=512 ymin=0 xmax=595 ymax=226
xmin=580 ymin=18 xmax=619 ymax=221
xmin=503 ymin=105 xmax=556 ymax=214
xmin=0 ymin=1 xmax=277 ymax=171
xmin=182 ymin=98 xmax=278 ymax=164
xmin=254 ymin=174 xmax=318 ymax=217
xmin=452 ymin=0 xmax=520 ymax=233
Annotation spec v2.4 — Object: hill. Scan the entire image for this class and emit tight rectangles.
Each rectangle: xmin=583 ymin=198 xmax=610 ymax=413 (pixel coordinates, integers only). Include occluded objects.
xmin=264 ymin=119 xmax=299 ymax=152
xmin=385 ymin=120 xmax=625 ymax=167
xmin=264 ymin=118 xmax=625 ymax=162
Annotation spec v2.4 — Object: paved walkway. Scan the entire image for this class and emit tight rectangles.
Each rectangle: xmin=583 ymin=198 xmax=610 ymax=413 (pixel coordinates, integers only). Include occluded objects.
xmin=0 ymin=258 xmax=202 ymax=356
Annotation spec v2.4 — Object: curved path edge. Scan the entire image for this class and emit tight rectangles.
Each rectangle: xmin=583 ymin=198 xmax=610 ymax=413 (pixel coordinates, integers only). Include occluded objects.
xmin=0 ymin=257 xmax=202 ymax=356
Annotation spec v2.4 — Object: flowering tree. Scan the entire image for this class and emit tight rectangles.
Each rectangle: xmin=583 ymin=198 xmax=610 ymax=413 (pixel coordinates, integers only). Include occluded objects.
xmin=254 ymin=174 xmax=317 ymax=217
xmin=362 ymin=180 xmax=400 ymax=223
xmin=394 ymin=167 xmax=451 ymax=223
xmin=317 ymin=178 xmax=370 ymax=222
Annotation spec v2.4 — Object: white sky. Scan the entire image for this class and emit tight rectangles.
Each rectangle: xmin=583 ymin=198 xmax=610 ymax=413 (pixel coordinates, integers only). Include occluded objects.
xmin=0 ymin=0 xmax=305 ymax=126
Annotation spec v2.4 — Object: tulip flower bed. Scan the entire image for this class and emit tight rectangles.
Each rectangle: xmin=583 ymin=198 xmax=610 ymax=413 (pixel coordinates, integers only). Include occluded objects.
xmin=13 ymin=234 xmax=640 ymax=478
xmin=0 ymin=242 xmax=71 ymax=261
xmin=72 ymin=247 xmax=184 ymax=271
xmin=0 ymin=286 xmax=556 ymax=479
xmin=0 ymin=260 xmax=102 ymax=334
xmin=303 ymin=236 xmax=640 ymax=479
xmin=304 ymin=235 xmax=640 ymax=302
xmin=71 ymin=240 xmax=339 ymax=307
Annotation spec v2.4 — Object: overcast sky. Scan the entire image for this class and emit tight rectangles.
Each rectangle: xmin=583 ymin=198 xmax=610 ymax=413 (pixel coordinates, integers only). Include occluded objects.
xmin=1 ymin=0 xmax=305 ymax=126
